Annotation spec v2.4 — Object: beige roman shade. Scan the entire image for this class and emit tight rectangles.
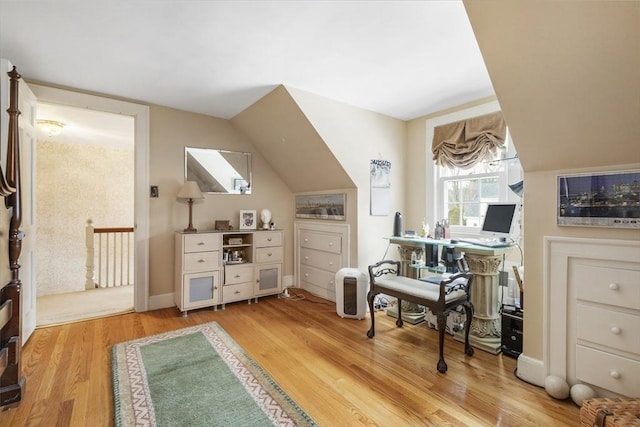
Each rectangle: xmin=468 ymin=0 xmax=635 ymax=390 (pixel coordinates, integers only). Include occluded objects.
xmin=432 ymin=111 xmax=506 ymax=169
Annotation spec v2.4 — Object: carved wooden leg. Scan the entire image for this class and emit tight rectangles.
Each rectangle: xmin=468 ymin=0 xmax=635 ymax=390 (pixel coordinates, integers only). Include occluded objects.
xmin=366 ymin=291 xmax=376 ymax=338
xmin=463 ymin=302 xmax=475 ymax=356
xmin=396 ymin=299 xmax=404 ymax=327
xmin=437 ymin=313 xmax=448 ymax=373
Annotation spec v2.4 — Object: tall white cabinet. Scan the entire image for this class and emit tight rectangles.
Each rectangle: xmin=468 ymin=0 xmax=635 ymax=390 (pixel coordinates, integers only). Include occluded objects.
xmin=175 ymin=229 xmax=283 ymax=316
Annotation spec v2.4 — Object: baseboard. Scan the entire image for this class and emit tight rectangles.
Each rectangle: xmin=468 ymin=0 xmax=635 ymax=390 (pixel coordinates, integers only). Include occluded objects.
xmin=148 ymin=292 xmax=175 ymax=311
xmin=516 ymin=353 xmax=545 ymax=387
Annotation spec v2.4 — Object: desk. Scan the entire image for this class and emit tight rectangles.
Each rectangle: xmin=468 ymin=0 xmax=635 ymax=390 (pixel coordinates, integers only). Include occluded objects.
xmin=388 ymin=236 xmax=511 ymax=354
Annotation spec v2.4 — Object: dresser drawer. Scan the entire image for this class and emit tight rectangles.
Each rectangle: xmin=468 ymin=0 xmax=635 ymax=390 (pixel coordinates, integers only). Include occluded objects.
xmin=222 ymin=282 xmax=254 ymax=304
xmin=225 ymin=264 xmax=254 ymax=285
xmin=255 ymin=246 xmax=283 ymax=263
xmin=254 ymin=231 xmax=282 ymax=247
xmin=299 ymin=230 xmax=341 ymax=254
xmin=300 ymin=247 xmax=342 ymax=273
xmin=577 ymin=305 xmax=640 ymax=354
xmin=299 ymin=264 xmax=336 ymax=291
xmin=575 ymin=263 xmax=640 ymax=309
xmin=576 ymin=345 xmax=640 ymax=396
xmin=184 ymin=233 xmax=221 ymax=253
xmin=183 ymin=251 xmax=220 ymax=272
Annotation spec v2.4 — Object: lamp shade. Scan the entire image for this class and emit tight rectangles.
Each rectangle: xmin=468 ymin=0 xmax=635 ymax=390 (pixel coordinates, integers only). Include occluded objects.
xmin=177 ymin=181 xmax=204 ymax=200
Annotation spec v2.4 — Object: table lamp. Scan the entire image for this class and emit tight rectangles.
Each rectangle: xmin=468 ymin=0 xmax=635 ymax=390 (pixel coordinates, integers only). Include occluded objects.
xmin=177 ymin=181 xmax=204 ymax=232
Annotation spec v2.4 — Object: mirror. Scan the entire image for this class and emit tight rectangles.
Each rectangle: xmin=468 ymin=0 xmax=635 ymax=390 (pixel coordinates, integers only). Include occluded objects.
xmin=185 ymin=147 xmax=252 ymax=194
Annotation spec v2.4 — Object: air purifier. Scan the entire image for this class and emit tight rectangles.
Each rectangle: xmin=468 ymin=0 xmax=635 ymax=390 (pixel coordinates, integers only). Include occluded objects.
xmin=335 ymin=268 xmax=368 ymax=319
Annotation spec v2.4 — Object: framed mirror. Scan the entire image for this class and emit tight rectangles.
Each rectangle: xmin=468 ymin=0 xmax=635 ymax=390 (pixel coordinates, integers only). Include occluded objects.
xmin=185 ymin=147 xmax=252 ymax=194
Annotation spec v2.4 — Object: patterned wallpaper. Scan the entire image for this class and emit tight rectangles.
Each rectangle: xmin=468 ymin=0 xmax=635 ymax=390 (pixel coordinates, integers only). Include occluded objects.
xmin=36 ymin=140 xmax=134 ymax=296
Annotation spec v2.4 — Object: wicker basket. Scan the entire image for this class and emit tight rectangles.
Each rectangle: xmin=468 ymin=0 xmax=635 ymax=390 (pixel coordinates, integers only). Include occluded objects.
xmin=580 ymin=397 xmax=640 ymax=427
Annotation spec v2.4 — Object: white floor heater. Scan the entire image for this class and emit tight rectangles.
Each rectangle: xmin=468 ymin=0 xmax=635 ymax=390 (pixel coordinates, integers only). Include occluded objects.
xmin=335 ymin=268 xmax=368 ymax=319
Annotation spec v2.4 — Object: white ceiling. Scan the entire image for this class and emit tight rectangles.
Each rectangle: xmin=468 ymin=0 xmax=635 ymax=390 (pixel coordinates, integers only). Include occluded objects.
xmin=0 ymin=1 xmax=494 ymax=125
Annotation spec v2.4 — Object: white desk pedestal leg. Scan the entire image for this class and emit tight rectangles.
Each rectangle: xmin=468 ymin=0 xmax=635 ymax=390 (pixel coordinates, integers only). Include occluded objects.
xmin=455 ymin=253 xmax=502 ymax=354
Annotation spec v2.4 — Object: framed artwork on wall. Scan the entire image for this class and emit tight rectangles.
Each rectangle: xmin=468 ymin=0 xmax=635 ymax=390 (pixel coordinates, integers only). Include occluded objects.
xmin=295 ymin=193 xmax=346 ymax=220
xmin=557 ymin=169 xmax=640 ymax=228
xmin=239 ymin=210 xmax=257 ymax=229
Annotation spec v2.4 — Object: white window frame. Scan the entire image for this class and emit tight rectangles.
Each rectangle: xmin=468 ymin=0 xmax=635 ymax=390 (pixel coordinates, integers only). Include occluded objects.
xmin=425 ymin=101 xmax=522 ymax=239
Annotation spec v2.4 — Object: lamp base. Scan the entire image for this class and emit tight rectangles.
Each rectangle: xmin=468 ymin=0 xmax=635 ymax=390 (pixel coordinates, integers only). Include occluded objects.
xmin=183 ymin=226 xmax=197 ymax=233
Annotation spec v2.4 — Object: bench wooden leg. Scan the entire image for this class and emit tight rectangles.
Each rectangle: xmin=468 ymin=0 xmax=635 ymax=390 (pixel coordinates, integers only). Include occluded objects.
xmin=436 ymin=313 xmax=448 ymax=373
xmin=462 ymin=302 xmax=474 ymax=356
xmin=396 ymin=299 xmax=404 ymax=328
xmin=366 ymin=291 xmax=376 ymax=338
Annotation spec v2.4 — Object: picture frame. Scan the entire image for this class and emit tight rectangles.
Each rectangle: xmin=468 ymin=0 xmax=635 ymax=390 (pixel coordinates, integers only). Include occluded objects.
xmin=239 ymin=210 xmax=257 ymax=230
xmin=557 ymin=169 xmax=640 ymax=228
xmin=214 ymin=220 xmax=230 ymax=231
xmin=295 ymin=193 xmax=346 ymax=220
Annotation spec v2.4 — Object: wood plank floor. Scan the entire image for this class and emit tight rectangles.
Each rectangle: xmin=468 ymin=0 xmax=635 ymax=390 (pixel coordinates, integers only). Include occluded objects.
xmin=1 ymin=290 xmax=580 ymax=426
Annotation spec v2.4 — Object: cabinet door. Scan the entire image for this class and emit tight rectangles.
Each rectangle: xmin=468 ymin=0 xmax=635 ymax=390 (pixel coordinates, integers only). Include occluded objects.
xmin=255 ymin=263 xmax=282 ymax=296
xmin=183 ymin=271 xmax=220 ymax=309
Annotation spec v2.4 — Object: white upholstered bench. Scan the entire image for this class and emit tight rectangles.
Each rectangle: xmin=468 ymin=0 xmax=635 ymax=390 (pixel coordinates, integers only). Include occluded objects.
xmin=367 ymin=260 xmax=474 ymax=373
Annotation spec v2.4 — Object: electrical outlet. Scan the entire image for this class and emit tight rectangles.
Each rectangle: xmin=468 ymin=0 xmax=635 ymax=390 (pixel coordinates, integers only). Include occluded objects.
xmin=150 ymin=185 xmax=159 ymax=198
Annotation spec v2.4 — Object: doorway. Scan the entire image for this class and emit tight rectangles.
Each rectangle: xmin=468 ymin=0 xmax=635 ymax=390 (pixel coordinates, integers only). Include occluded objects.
xmin=29 ymin=84 xmax=150 ymax=326
xmin=35 ymin=102 xmax=135 ymax=326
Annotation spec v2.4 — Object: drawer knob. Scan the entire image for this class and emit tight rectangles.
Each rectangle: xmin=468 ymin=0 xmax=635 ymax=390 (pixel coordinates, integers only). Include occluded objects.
xmin=329 ymin=262 xmax=333 ymax=266
xmin=197 ymin=242 xmax=205 ymax=246
xmin=305 ymin=273 xmax=309 ymax=277
xmin=609 ymin=283 xmax=619 ymax=290
xmin=610 ymin=326 xmax=621 ymax=335
xmin=304 ymin=238 xmax=308 ymax=242
xmin=610 ymin=370 xmax=621 ymax=379
xmin=329 ymin=242 xmax=333 ymax=246
xmin=329 ymin=280 xmax=334 ymax=285
xmin=198 ymin=259 xmax=205 ymax=263
xmin=267 ymin=252 xmax=272 ymax=256
xmin=267 ymin=238 xmax=272 ymax=241
xmin=235 ymin=290 xmax=240 ymax=294
xmin=235 ymin=274 xmax=240 ymax=278
xmin=304 ymin=256 xmax=309 ymax=260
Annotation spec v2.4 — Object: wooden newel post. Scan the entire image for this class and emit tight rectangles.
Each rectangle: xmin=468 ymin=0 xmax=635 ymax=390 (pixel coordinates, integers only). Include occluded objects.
xmin=0 ymin=66 xmax=26 ymax=408
xmin=86 ymin=219 xmax=96 ymax=289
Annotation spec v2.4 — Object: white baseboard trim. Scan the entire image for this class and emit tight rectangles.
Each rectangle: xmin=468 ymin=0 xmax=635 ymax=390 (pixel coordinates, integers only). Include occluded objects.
xmin=148 ymin=292 xmax=174 ymax=311
xmin=516 ymin=353 xmax=546 ymax=387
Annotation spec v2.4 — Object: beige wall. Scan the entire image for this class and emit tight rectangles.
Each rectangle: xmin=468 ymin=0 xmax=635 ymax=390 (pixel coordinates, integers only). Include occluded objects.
xmin=287 ymin=87 xmax=407 ymax=270
xmin=148 ymin=105 xmax=293 ymax=297
xmin=36 ymin=140 xmax=134 ymax=295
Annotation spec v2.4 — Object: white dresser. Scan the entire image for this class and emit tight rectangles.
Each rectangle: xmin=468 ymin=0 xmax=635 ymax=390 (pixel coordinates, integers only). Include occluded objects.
xmin=175 ymin=229 xmax=283 ymax=315
xmin=574 ymin=261 xmax=640 ymax=396
xmin=544 ymin=237 xmax=640 ymax=397
xmin=295 ymin=222 xmax=349 ymax=301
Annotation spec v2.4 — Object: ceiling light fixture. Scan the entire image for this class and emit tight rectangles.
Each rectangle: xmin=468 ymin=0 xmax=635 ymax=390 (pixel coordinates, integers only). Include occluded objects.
xmin=37 ymin=119 xmax=65 ymax=137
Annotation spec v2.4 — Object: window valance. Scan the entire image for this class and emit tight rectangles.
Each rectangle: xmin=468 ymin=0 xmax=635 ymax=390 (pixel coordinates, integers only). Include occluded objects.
xmin=432 ymin=111 xmax=506 ymax=169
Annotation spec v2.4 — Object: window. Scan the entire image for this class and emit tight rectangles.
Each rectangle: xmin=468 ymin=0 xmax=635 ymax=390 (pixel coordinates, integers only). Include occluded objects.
xmin=436 ymin=133 xmax=520 ymax=235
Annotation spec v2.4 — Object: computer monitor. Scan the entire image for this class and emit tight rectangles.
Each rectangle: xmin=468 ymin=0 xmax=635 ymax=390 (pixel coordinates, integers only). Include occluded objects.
xmin=480 ymin=203 xmax=517 ymax=240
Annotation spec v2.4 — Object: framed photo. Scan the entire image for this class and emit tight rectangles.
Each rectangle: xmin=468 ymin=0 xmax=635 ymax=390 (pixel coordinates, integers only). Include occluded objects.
xmin=239 ymin=210 xmax=257 ymax=229
xmin=557 ymin=169 xmax=640 ymax=228
xmin=295 ymin=193 xmax=346 ymax=220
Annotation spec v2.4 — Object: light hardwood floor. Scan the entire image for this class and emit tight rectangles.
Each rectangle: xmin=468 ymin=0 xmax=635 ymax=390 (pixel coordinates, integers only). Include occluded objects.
xmin=1 ymin=289 xmax=580 ymax=426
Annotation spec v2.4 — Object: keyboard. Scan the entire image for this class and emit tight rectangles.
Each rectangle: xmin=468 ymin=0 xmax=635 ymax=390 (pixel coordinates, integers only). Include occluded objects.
xmin=458 ymin=238 xmax=511 ymax=248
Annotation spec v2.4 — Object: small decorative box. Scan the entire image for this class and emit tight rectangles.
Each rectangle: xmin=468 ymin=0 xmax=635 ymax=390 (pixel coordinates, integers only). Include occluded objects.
xmin=228 ymin=237 xmax=243 ymax=245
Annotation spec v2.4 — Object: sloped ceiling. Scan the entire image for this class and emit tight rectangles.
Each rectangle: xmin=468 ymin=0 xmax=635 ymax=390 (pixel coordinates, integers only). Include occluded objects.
xmin=464 ymin=1 xmax=640 ymax=172
xmin=231 ymin=85 xmax=354 ymax=193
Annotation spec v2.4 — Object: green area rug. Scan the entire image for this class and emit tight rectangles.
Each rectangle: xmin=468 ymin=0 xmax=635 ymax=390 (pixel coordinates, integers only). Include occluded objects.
xmin=112 ymin=322 xmax=317 ymax=426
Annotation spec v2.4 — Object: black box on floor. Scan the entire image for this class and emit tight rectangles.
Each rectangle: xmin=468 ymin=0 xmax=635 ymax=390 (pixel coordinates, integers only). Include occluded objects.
xmin=501 ymin=308 xmax=523 ymax=358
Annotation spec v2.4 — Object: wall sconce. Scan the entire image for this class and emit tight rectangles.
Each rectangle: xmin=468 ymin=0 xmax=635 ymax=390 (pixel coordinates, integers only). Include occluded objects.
xmin=37 ymin=119 xmax=65 ymax=137
xmin=176 ymin=181 xmax=204 ymax=232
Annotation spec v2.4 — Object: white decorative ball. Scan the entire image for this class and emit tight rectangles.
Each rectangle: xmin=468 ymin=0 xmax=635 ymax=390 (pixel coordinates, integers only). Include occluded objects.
xmin=544 ymin=375 xmax=570 ymax=399
xmin=570 ymin=384 xmax=597 ymax=406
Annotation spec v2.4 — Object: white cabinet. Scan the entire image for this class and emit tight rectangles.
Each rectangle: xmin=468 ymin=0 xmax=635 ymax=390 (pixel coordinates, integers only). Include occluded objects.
xmin=295 ymin=222 xmax=349 ymax=301
xmin=574 ymin=261 xmax=640 ymax=396
xmin=174 ymin=232 xmax=221 ymax=316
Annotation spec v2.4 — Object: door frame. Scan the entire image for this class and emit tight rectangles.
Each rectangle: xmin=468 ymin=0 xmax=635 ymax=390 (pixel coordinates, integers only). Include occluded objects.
xmin=30 ymin=84 xmax=150 ymax=312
